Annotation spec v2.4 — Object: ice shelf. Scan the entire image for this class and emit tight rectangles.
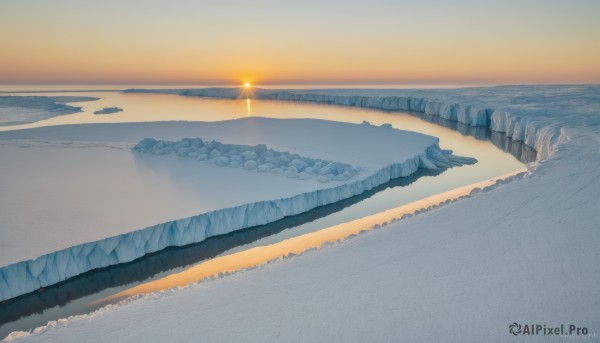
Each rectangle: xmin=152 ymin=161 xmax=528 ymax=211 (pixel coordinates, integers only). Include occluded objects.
xmin=0 ymin=117 xmax=474 ymax=302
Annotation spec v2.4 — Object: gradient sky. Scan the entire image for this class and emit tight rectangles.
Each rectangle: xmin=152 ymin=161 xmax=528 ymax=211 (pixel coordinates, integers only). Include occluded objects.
xmin=1 ymin=0 xmax=599 ymax=85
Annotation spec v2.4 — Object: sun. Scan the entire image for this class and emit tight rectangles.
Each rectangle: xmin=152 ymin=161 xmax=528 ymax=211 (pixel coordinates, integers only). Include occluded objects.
xmin=244 ymin=82 xmax=251 ymax=88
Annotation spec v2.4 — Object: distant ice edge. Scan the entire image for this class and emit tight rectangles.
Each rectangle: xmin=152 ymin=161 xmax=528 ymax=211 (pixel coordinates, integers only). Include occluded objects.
xmin=128 ymin=88 xmax=558 ymax=159
xmin=256 ymin=91 xmax=558 ymax=159
xmin=0 ymin=143 xmax=473 ymax=302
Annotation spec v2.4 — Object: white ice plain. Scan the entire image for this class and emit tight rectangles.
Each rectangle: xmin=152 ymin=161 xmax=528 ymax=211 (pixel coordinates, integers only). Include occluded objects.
xmin=4 ymin=85 xmax=598 ymax=343
xmin=0 ymin=117 xmax=472 ymax=302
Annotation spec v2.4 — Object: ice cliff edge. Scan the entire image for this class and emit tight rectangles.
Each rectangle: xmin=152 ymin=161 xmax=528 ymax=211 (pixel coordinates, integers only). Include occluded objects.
xmin=0 ymin=138 xmax=474 ymax=302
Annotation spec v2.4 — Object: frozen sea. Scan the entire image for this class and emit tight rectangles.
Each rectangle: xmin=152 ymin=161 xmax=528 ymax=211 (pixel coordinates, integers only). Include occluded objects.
xmin=0 ymin=86 xmax=541 ymax=339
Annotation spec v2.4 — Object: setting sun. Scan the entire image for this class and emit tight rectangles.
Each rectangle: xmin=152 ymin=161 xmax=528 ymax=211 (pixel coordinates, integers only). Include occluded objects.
xmin=0 ymin=1 xmax=598 ymax=341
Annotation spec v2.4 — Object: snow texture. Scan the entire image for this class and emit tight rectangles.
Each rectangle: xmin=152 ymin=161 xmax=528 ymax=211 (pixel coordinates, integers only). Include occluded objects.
xmin=9 ymin=86 xmax=597 ymax=342
xmin=93 ymin=107 xmax=122 ymax=115
xmin=133 ymin=137 xmax=361 ymax=183
xmin=0 ymin=118 xmax=473 ymax=303
xmin=0 ymin=96 xmax=98 ymax=126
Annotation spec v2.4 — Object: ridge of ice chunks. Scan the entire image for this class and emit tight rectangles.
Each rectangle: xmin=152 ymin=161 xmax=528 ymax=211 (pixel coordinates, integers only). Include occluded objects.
xmin=134 ymin=138 xmax=360 ymax=183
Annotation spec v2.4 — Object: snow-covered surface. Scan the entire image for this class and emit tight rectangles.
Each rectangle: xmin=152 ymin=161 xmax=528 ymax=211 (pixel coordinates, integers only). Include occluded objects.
xmin=0 ymin=96 xmax=98 ymax=126
xmin=7 ymin=85 xmax=598 ymax=342
xmin=0 ymin=118 xmax=468 ymax=302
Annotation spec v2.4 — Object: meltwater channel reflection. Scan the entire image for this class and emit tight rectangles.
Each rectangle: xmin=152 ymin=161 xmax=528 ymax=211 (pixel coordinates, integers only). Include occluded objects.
xmin=0 ymin=168 xmax=441 ymax=336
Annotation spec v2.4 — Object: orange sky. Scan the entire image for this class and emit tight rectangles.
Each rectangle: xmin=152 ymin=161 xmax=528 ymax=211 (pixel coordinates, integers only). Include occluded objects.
xmin=1 ymin=0 xmax=599 ymax=85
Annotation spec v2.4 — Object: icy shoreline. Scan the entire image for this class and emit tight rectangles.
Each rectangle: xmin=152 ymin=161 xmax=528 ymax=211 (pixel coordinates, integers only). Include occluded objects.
xmin=133 ymin=137 xmax=361 ymax=183
xmin=126 ymin=86 xmax=599 ymax=159
xmin=0 ymin=139 xmax=468 ymax=302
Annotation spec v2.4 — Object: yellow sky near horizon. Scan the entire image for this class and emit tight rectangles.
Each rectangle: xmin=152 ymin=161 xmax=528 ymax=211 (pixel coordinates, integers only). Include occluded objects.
xmin=1 ymin=0 xmax=600 ymax=86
